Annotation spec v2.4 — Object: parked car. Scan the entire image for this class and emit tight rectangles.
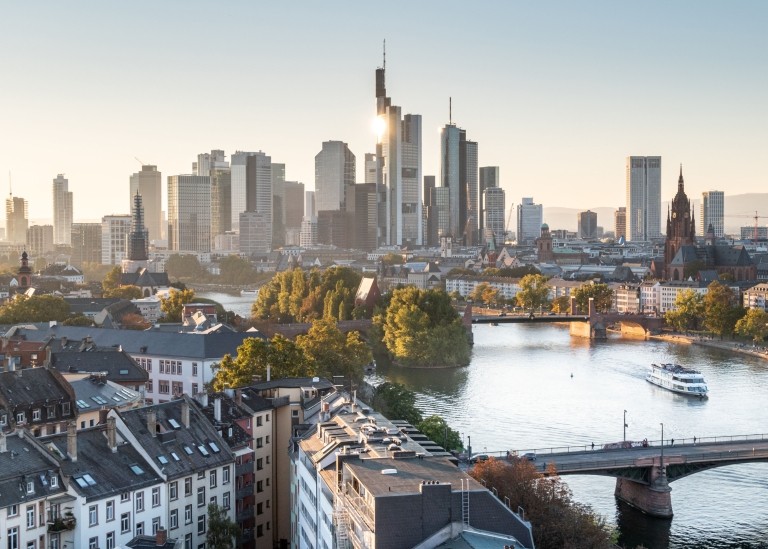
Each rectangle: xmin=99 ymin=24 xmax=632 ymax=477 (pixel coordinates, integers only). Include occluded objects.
xmin=520 ymin=452 xmax=537 ymax=461
xmin=469 ymin=453 xmax=490 ymax=464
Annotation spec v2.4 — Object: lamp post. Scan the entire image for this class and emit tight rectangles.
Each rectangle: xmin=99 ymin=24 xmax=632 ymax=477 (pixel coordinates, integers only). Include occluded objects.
xmin=660 ymin=422 xmax=664 ymax=469
xmin=623 ymin=410 xmax=628 ymax=442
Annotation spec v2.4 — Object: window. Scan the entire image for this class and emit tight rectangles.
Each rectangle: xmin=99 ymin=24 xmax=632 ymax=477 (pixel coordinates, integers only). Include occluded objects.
xmin=32 ymin=409 xmax=41 ymax=421
xmin=185 ymin=533 xmax=192 ymax=549
xmin=159 ymin=360 xmax=165 ymax=374
xmin=222 ymin=466 xmax=230 ymax=485
xmin=46 ymin=404 xmax=56 ymax=419
xmin=62 ymin=402 xmax=71 ymax=416
xmin=209 ymin=495 xmax=217 ymax=507
xmin=222 ymin=491 xmax=230 ymax=510
xmin=257 ymin=458 xmax=263 ymax=471
xmin=135 ymin=491 xmax=144 ymax=512
xmin=185 ymin=504 xmax=192 ymax=525
xmin=170 ymin=482 xmax=178 ymax=501
xmin=106 ymin=531 xmax=115 ymax=549
xmin=25 ymin=481 xmax=34 ymax=494
xmin=106 ymin=500 xmax=114 ymax=521
xmin=152 ymin=487 xmax=160 ymax=507
xmin=16 ymin=412 xmax=25 ymax=425
xmin=266 ymin=435 xmax=270 ymax=444
xmin=198 ymin=471 xmax=205 ymax=480
xmin=7 ymin=527 xmax=19 ymax=549
xmin=121 ymin=512 xmax=130 ymax=533
xmin=266 ymin=455 xmax=270 ymax=465
xmin=49 ymin=536 xmax=59 ymax=549
xmin=51 ymin=475 xmax=59 ymax=488
xmin=197 ymin=514 xmax=206 ymax=535
xmin=145 ymin=380 xmax=153 ymax=393
xmin=152 ymin=517 xmax=160 ymax=534
xmin=192 ymin=383 xmax=199 ymax=395
xmin=192 ymin=362 xmax=198 ymax=376
xmin=266 ymin=413 xmax=270 ymax=422
xmin=26 ymin=505 xmax=35 ymax=528
xmin=257 ymin=415 xmax=263 ymax=427
xmin=209 ymin=470 xmax=217 ymax=488
xmin=257 ymin=502 xmax=263 ymax=516
xmin=256 ymin=437 xmax=263 ymax=448
xmin=88 ymin=537 xmax=98 ymax=549
xmin=8 ymin=504 xmax=18 ymax=517
xmin=121 ymin=492 xmax=130 ymax=502
xmin=172 ymin=381 xmax=183 ymax=396
xmin=177 ymin=363 xmax=183 ymax=375
xmin=136 ymin=522 xmax=144 ymax=536
xmin=257 ymin=480 xmax=263 ymax=493
xmin=89 ymin=505 xmax=98 ymax=526
xmin=26 ymin=542 xmax=35 ymax=549
xmin=184 ymin=477 xmax=192 ymax=496
xmin=158 ymin=380 xmax=169 ymax=394
xmin=197 ymin=487 xmax=205 ymax=507
xmin=170 ymin=509 xmax=178 ymax=529
xmin=257 ymin=524 xmax=263 ymax=538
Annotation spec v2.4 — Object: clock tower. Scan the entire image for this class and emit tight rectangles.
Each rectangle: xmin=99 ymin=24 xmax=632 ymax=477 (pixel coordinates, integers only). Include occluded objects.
xmin=663 ymin=165 xmax=696 ymax=278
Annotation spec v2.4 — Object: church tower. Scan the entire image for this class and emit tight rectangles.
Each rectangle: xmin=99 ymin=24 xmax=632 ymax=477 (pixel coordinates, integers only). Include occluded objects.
xmin=536 ymin=223 xmax=554 ymax=262
xmin=664 ymin=165 xmax=696 ymax=278
xmin=17 ymin=251 xmax=32 ymax=290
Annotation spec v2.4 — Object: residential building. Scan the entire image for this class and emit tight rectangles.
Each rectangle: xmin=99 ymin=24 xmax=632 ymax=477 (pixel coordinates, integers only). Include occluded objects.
xmin=614 ymin=206 xmax=627 ymax=241
xmin=71 ymin=223 xmax=102 ymax=266
xmin=130 ymin=165 xmax=163 ymax=243
xmin=578 ymin=210 xmax=598 ymax=240
xmin=701 ymin=190 xmax=725 ymax=238
xmin=50 ymin=344 xmax=149 ymax=394
xmin=26 ymin=224 xmax=55 ymax=256
xmin=743 ymin=283 xmax=768 ymax=311
xmin=69 ymin=375 xmax=143 ymax=429
xmin=517 ymin=197 xmax=543 ymax=245
xmin=102 ymin=215 xmax=132 ymax=265
xmin=6 ymin=194 xmax=28 ymax=244
xmin=168 ymin=175 xmax=211 ymax=253
xmin=626 ymin=156 xmax=662 ymax=241
xmin=53 ymin=174 xmax=73 ymax=246
xmin=0 ymin=367 xmax=77 ymax=436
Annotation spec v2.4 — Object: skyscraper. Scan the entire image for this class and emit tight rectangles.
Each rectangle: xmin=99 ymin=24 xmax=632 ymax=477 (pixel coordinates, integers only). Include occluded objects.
xmin=483 ymin=186 xmax=505 ymax=247
xmin=626 ymin=156 xmax=662 ymax=241
xmin=239 ymin=152 xmax=272 ymax=256
xmin=517 ymin=197 xmax=543 ymax=245
xmin=479 ymin=166 xmax=499 ymax=240
xmin=5 ymin=195 xmax=28 ymax=244
xmin=129 ymin=165 xmax=162 ymax=243
xmin=230 ymin=151 xmax=260 ymax=232
xmin=439 ymin=122 xmax=478 ymax=245
xmin=315 ymin=141 xmax=356 ymax=212
xmin=52 ymin=174 xmax=73 ymax=246
xmin=101 ymin=215 xmax=132 ymax=265
xmin=614 ymin=207 xmax=627 ymax=241
xmin=577 ymin=210 xmax=598 ymax=240
xmin=272 ymin=163 xmax=286 ymax=248
xmin=375 ymin=55 xmax=422 ymax=247
xmin=71 ymin=223 xmax=102 ymax=266
xmin=26 ymin=225 xmax=54 ymax=256
xmin=701 ymin=190 xmax=725 ymax=238
xmin=167 ymin=175 xmax=211 ymax=253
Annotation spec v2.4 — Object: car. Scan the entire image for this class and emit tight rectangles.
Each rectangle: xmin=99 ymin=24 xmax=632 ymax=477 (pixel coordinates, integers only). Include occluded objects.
xmin=499 ymin=312 xmax=507 ymax=317
xmin=520 ymin=452 xmax=536 ymax=461
xmin=468 ymin=453 xmax=490 ymax=464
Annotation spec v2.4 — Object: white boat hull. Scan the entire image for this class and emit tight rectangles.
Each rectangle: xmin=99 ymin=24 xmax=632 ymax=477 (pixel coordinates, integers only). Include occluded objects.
xmin=646 ymin=363 xmax=708 ymax=397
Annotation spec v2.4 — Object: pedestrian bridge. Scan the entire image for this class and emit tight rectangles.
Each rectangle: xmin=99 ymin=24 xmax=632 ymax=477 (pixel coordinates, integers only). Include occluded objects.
xmin=492 ymin=433 xmax=768 ymax=517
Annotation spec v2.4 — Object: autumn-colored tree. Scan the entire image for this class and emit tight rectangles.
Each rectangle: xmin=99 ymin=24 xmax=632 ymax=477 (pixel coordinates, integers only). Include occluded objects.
xmin=101 ymin=266 xmax=123 ymax=294
xmin=664 ymin=289 xmax=704 ymax=332
xmin=296 ymin=319 xmax=370 ymax=385
xmin=516 ymin=274 xmax=550 ymax=312
xmin=0 ymin=295 xmax=71 ymax=324
xmin=550 ymin=296 xmax=571 ymax=314
xmin=62 ymin=314 xmax=94 ymax=327
xmin=735 ymin=308 xmax=768 ymax=343
xmin=571 ymin=282 xmax=614 ymax=314
xmin=104 ymin=285 xmax=143 ymax=299
xmin=121 ymin=313 xmax=151 ymax=331
xmin=159 ymin=288 xmax=196 ymax=322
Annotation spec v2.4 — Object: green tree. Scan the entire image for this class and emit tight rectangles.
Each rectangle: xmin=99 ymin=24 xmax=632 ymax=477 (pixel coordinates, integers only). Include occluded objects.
xmin=571 ymin=282 xmax=614 ymax=314
xmin=102 ymin=266 xmax=123 ymax=294
xmin=210 ymin=338 xmax=271 ymax=391
xmin=159 ymin=288 xmax=196 ymax=322
xmin=0 ymin=295 xmax=71 ymax=324
xmin=418 ymin=415 xmax=462 ymax=451
xmin=62 ymin=314 xmax=94 ymax=327
xmin=550 ymin=296 xmax=570 ymax=314
xmin=664 ymin=290 xmax=705 ymax=332
xmin=735 ymin=308 xmax=768 ymax=343
xmin=103 ymin=285 xmax=143 ymax=299
xmin=165 ymin=254 xmax=206 ymax=280
xmin=218 ymin=255 xmax=258 ymax=285
xmin=380 ymin=252 xmax=404 ymax=266
xmin=469 ymin=283 xmax=490 ymax=305
xmin=516 ymin=274 xmax=550 ymax=312
xmin=703 ymin=281 xmax=743 ymax=338
xmin=371 ymin=382 xmax=423 ymax=425
xmin=206 ymin=503 xmax=239 ymax=549
xmin=296 ymin=319 xmax=371 ymax=385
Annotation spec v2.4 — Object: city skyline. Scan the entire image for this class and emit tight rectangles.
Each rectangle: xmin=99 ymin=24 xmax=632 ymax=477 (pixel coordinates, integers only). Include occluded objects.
xmin=1 ymin=2 xmax=766 ymax=224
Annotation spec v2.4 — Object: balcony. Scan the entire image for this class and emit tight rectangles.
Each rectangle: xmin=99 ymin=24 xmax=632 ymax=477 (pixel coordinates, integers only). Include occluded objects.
xmin=236 ymin=485 xmax=254 ymax=500
xmin=236 ymin=462 xmax=253 ymax=477
xmin=48 ymin=514 xmax=76 ymax=533
xmin=237 ymin=507 xmax=254 ymax=522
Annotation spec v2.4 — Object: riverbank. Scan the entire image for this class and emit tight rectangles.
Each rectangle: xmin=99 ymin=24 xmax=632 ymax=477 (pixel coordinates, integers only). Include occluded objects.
xmin=650 ymin=332 xmax=768 ymax=361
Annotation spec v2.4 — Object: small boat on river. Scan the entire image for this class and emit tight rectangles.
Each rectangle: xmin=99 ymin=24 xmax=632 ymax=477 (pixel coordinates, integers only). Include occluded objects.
xmin=240 ymin=289 xmax=259 ymax=297
xmin=646 ymin=363 xmax=708 ymax=397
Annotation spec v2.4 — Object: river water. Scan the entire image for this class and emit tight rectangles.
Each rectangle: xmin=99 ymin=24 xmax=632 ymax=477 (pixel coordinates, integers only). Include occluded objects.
xmin=202 ymin=292 xmax=768 ymax=547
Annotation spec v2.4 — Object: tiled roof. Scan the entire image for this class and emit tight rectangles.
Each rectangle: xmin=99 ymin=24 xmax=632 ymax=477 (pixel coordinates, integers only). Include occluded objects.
xmin=51 ymin=349 xmax=148 ymax=384
xmin=0 ymin=367 xmax=74 ymax=410
xmin=0 ymin=431 xmax=64 ymax=507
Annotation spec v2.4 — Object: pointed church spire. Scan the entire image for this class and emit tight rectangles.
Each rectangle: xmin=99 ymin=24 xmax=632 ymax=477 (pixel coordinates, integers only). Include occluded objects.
xmin=678 ymin=164 xmax=684 ymax=190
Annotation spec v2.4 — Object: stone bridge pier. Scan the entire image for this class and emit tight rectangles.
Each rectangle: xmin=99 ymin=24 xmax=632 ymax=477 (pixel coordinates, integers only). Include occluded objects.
xmin=614 ymin=464 xmax=673 ymax=518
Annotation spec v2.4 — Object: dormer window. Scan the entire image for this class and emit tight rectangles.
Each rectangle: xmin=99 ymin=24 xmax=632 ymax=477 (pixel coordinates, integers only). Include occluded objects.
xmin=16 ymin=412 xmax=25 ymax=425
xmin=50 ymin=475 xmax=59 ymax=488
xmin=33 ymin=409 xmax=41 ymax=421
xmin=26 ymin=481 xmax=34 ymax=494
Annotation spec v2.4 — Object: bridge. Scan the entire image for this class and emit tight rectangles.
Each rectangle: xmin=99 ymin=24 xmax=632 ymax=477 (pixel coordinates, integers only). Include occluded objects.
xmin=485 ymin=433 xmax=768 ymax=518
xmin=465 ymin=298 xmax=664 ymax=339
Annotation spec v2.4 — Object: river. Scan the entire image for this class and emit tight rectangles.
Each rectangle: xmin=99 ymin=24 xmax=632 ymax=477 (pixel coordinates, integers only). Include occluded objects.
xmin=201 ymin=292 xmax=768 ymax=547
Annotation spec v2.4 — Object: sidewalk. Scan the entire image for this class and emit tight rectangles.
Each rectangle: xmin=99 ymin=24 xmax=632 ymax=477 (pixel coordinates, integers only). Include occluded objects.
xmin=651 ymin=333 xmax=768 ymax=360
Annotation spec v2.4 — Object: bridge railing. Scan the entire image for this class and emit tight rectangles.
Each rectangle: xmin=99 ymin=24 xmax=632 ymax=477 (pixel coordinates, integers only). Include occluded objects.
xmin=489 ymin=432 xmax=768 ymax=459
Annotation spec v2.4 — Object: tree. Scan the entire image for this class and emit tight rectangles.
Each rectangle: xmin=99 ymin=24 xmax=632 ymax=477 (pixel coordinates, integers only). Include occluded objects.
xmin=735 ymin=308 xmax=768 ymax=343
xmin=210 ymin=338 xmax=270 ymax=391
xmin=571 ymin=282 xmax=614 ymax=314
xmin=703 ymin=281 xmax=743 ymax=338
xmin=551 ymin=296 xmax=570 ymax=314
xmin=371 ymin=382 xmax=423 ymax=425
xmin=101 ymin=266 xmax=122 ymax=294
xmin=165 ymin=254 xmax=206 ymax=280
xmin=469 ymin=283 xmax=490 ymax=305
xmin=516 ymin=274 xmax=550 ymax=312
xmin=218 ymin=255 xmax=258 ymax=285
xmin=121 ymin=313 xmax=151 ymax=330
xmin=296 ymin=319 xmax=370 ymax=385
xmin=664 ymin=290 xmax=704 ymax=332
xmin=62 ymin=314 xmax=94 ymax=327
xmin=159 ymin=288 xmax=196 ymax=322
xmin=206 ymin=503 xmax=239 ymax=549
xmin=470 ymin=459 xmax=613 ymax=549
xmin=417 ymin=415 xmax=462 ymax=451
xmin=103 ymin=285 xmax=143 ymax=299
xmin=0 ymin=295 xmax=71 ymax=324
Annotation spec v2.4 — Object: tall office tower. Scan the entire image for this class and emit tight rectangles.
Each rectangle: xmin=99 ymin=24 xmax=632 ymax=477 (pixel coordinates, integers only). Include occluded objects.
xmin=517 ymin=197 xmax=543 ymax=245
xmin=364 ymin=153 xmax=378 ymax=184
xmin=614 ymin=207 xmax=627 ymax=241
xmin=349 ymin=183 xmax=378 ymax=251
xmin=315 ymin=141 xmax=356 ymax=212
xmin=122 ymin=192 xmax=149 ymax=274
xmin=374 ymin=57 xmax=423 ymax=247
xmin=230 ymin=151 xmax=260 ymax=231
xmin=317 ymin=210 xmax=350 ymax=248
xmin=422 ymin=175 xmax=435 ymax=246
xmin=300 ymin=190 xmax=317 ymax=247
xmin=483 ymin=186 xmax=505 ymax=247
xmin=577 ymin=210 xmax=598 ymax=239
xmin=101 ymin=215 xmax=132 ymax=265
xmin=52 ymin=174 xmax=73 ymax=246
xmin=71 ymin=223 xmax=102 ymax=266
xmin=626 ymin=156 xmax=662 ymax=241
xmin=479 ymin=166 xmax=499 ymax=240
xmin=272 ymin=163 xmax=286 ymax=248
xmin=210 ymin=167 xmax=232 ymax=245
xmin=26 ymin=225 xmax=54 ymax=256
xmin=439 ymin=123 xmax=478 ymax=244
xmin=5 ymin=195 xmax=28 ymax=243
xmin=239 ymin=152 xmax=272 ymax=256
xmin=129 ymin=165 xmax=162 ymax=243
xmin=167 ymin=175 xmax=211 ymax=253
xmin=283 ymin=181 xmax=305 ymax=230
xmin=305 ymin=190 xmax=316 ymax=220
xmin=433 ymin=187 xmax=451 ymax=245
xmin=701 ymin=190 xmax=725 ymax=238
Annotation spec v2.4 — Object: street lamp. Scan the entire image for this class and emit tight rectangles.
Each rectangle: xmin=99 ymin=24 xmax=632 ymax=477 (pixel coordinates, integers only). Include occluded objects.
xmin=623 ymin=410 xmax=628 ymax=442
xmin=660 ymin=422 xmax=664 ymax=469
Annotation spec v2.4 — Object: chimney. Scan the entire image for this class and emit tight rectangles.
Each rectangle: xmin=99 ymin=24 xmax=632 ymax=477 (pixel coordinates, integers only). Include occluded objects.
xmin=107 ymin=416 xmax=117 ymax=453
xmin=61 ymin=336 xmax=68 ymax=347
xmin=267 ymin=364 xmax=271 ymax=382
xmin=147 ymin=409 xmax=157 ymax=437
xmin=155 ymin=526 xmax=168 ymax=546
xmin=234 ymin=389 xmax=242 ymax=406
xmin=181 ymin=399 xmax=190 ymax=428
xmin=214 ymin=398 xmax=222 ymax=422
xmin=0 ymin=432 xmax=6 ymax=453
xmin=67 ymin=421 xmax=77 ymax=462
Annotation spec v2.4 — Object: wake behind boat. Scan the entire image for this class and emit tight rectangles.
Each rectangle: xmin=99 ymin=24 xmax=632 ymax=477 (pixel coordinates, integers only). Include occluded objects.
xmin=646 ymin=363 xmax=708 ymax=397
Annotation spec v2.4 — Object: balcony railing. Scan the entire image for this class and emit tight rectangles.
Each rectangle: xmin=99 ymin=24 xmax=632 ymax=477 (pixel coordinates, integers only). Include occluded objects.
xmin=47 ymin=515 xmax=76 ymax=533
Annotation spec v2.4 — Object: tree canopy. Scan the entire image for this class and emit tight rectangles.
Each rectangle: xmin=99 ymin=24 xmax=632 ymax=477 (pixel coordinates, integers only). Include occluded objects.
xmin=101 ymin=266 xmax=122 ymax=294
xmin=703 ymin=281 xmax=743 ymax=338
xmin=735 ymin=308 xmax=768 ymax=343
xmin=371 ymin=382 xmax=423 ymax=426
xmin=664 ymin=290 xmax=704 ymax=332
xmin=206 ymin=503 xmax=239 ymax=549
xmin=516 ymin=274 xmax=550 ymax=312
xmin=103 ymin=285 xmax=143 ymax=300
xmin=571 ymin=282 xmax=614 ymax=314
xmin=159 ymin=288 xmax=196 ymax=322
xmin=374 ymin=287 xmax=471 ymax=367
xmin=0 ymin=295 xmax=71 ymax=324
xmin=295 ymin=319 xmax=371 ymax=385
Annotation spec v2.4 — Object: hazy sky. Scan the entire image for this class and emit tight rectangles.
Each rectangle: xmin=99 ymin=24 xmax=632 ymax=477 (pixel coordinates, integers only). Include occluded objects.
xmin=1 ymin=1 xmax=766 ymax=224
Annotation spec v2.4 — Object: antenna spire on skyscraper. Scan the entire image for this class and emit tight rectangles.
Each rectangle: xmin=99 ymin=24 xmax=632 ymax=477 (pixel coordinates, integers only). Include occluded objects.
xmin=383 ymin=39 xmax=386 ymax=70
xmin=449 ymin=97 xmax=452 ymax=125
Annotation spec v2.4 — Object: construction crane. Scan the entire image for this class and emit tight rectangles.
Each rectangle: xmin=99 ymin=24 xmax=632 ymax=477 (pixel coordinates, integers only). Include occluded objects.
xmin=504 ymin=205 xmax=515 ymax=242
xmin=732 ymin=211 xmax=768 ymax=240
xmin=462 ymin=215 xmax=474 ymax=245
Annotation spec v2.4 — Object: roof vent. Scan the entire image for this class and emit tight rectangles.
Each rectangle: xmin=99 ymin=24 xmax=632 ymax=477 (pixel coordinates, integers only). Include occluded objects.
xmin=381 ymin=468 xmax=397 ymax=475
xmin=312 ymin=377 xmax=320 ymax=383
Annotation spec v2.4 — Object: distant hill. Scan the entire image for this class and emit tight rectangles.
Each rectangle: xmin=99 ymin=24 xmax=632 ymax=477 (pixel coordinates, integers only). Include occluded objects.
xmin=543 ymin=194 xmax=768 ymax=235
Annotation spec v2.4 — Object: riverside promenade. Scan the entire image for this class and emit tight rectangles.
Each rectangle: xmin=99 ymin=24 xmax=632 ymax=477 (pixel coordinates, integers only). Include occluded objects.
xmin=650 ymin=332 xmax=768 ymax=361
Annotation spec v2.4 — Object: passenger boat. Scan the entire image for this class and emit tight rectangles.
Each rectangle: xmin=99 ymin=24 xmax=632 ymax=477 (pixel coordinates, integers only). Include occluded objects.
xmin=646 ymin=363 xmax=708 ymax=397
xmin=240 ymin=289 xmax=259 ymax=296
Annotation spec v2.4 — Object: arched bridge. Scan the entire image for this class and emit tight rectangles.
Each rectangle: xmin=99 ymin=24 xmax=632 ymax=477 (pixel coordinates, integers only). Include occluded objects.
xmin=499 ymin=434 xmax=768 ymax=517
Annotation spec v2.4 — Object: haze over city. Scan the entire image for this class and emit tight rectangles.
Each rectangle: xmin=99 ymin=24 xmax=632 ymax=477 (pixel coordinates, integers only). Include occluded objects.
xmin=1 ymin=1 xmax=766 ymax=223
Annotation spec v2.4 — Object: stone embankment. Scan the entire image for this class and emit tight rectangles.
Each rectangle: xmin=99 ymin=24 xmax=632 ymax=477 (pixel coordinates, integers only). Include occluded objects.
xmin=651 ymin=332 xmax=768 ymax=361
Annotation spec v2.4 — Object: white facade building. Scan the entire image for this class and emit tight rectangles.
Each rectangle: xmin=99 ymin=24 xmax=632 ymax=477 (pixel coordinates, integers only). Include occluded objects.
xmin=52 ymin=174 xmax=73 ymax=246
xmin=101 ymin=215 xmax=132 ymax=265
xmin=167 ymin=175 xmax=211 ymax=253
xmin=130 ymin=165 xmax=163 ymax=243
xmin=701 ymin=190 xmax=725 ymax=238
xmin=516 ymin=197 xmax=543 ymax=245
xmin=626 ymin=156 xmax=662 ymax=241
